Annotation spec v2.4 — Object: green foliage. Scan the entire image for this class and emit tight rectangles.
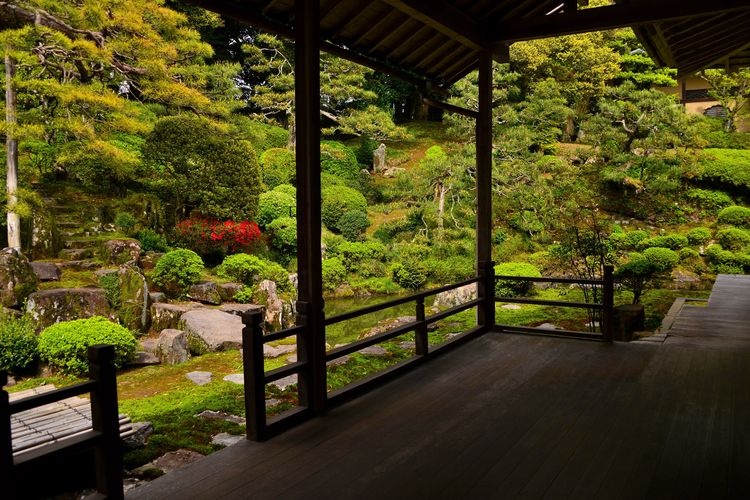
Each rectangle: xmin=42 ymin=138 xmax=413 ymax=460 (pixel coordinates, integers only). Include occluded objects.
xmin=215 ymin=254 xmax=291 ymax=292
xmin=616 ymin=248 xmax=678 ymax=304
xmin=143 ymin=115 xmax=262 ymax=220
xmin=608 ymin=230 xmax=649 ymax=251
xmin=678 ymin=247 xmax=700 ymax=262
xmin=257 ymin=188 xmax=296 ymax=228
xmin=695 ymin=150 xmax=750 ymax=191
xmin=717 ymin=206 xmax=750 ymax=228
xmin=232 ymin=117 xmax=288 ymax=153
xmin=99 ymin=272 xmax=121 ymax=310
xmin=494 ymin=262 xmax=542 ymax=298
xmin=338 ymin=210 xmax=370 ymax=241
xmin=716 ymin=228 xmax=750 ymax=251
xmin=699 ymin=68 xmax=750 ymax=132
xmin=332 ymin=240 xmax=387 ymax=272
xmin=0 ymin=315 xmax=38 ymax=373
xmin=687 ymin=227 xmax=712 ymax=246
xmin=642 ymin=247 xmax=680 ymax=272
xmin=705 ymin=244 xmax=750 ymax=274
xmin=685 ymin=189 xmax=732 ymax=210
xmin=259 ymin=148 xmax=295 ymax=189
xmin=391 ymin=261 xmax=427 ymax=290
xmin=321 ymin=185 xmax=368 ymax=231
xmin=266 ymin=217 xmax=297 ymax=260
xmin=152 ymin=249 xmax=204 ymax=298
xmin=638 ymin=234 xmax=689 ymax=251
xmin=38 ymin=317 xmax=137 ymax=376
xmin=424 ymin=256 xmax=475 ymax=283
xmin=321 ymin=258 xmax=347 ymax=291
xmin=320 ymin=141 xmax=360 ymax=180
xmin=137 ymin=229 xmax=170 ymax=253
xmin=114 ymin=212 xmax=137 ymax=236
xmin=356 ymin=136 xmax=378 ymax=166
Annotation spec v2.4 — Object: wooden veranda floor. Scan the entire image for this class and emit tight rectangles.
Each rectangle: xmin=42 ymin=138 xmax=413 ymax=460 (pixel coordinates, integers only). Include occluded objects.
xmin=128 ymin=276 xmax=750 ymax=499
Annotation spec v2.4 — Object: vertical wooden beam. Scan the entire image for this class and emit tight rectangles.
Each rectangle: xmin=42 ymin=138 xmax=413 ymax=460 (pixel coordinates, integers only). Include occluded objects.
xmin=294 ymin=0 xmax=326 ymax=415
xmin=602 ymin=265 xmax=614 ymax=341
xmin=476 ymin=50 xmax=495 ymax=330
xmin=0 ymin=371 xmax=16 ymax=500
xmin=242 ymin=311 xmax=267 ymax=440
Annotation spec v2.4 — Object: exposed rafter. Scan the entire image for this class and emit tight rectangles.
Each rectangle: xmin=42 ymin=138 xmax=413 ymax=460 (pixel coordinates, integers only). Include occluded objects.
xmin=489 ymin=0 xmax=750 ymax=43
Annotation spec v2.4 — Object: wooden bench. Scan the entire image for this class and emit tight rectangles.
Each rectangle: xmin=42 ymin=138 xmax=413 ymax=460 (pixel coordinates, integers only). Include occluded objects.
xmin=9 ymin=384 xmax=133 ymax=456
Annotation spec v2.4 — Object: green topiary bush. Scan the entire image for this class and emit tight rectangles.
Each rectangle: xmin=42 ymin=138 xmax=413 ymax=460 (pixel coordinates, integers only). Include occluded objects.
xmin=257 ymin=189 xmax=296 ymax=228
xmin=215 ymin=253 xmax=291 ymax=292
xmin=114 ymin=212 xmax=137 ymax=236
xmin=608 ymin=230 xmax=649 ymax=251
xmin=333 ymin=240 xmax=387 ymax=272
xmin=687 ymin=227 xmax=712 ymax=246
xmin=266 ymin=216 xmax=297 ymax=260
xmin=638 ymin=234 xmax=689 ymax=251
xmin=685 ymin=189 xmax=732 ymax=210
xmin=337 ymin=210 xmax=370 ymax=241
xmin=678 ymin=247 xmax=700 ymax=262
xmin=695 ymin=149 xmax=750 ymax=190
xmin=137 ymin=229 xmax=169 ymax=253
xmin=321 ymin=185 xmax=368 ymax=231
xmin=152 ymin=249 xmax=204 ymax=298
xmin=424 ymin=256 xmax=475 ymax=283
xmin=322 ymin=258 xmax=347 ymax=291
xmin=0 ymin=315 xmax=38 ymax=374
xmin=260 ymin=148 xmax=295 ymax=189
xmin=641 ymin=247 xmax=680 ymax=272
xmin=320 ymin=141 xmax=359 ymax=180
xmin=494 ymin=262 xmax=542 ymax=297
xmin=38 ymin=317 xmax=137 ymax=376
xmin=717 ymin=206 xmax=750 ymax=228
xmin=391 ymin=261 xmax=427 ymax=290
xmin=716 ymin=228 xmax=750 ymax=251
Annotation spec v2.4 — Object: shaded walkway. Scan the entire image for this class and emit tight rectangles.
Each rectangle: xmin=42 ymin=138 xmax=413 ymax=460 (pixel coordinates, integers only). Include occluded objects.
xmin=128 ymin=328 xmax=750 ymax=499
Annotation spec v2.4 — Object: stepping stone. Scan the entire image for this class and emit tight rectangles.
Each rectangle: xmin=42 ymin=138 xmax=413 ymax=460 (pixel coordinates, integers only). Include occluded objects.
xmin=327 ymin=355 xmax=351 ymax=367
xmin=211 ymin=433 xmax=244 ymax=448
xmin=223 ymin=374 xmax=244 ymax=385
xmin=501 ymin=304 xmax=522 ymax=310
xmin=186 ymin=371 xmax=212 ymax=386
xmin=270 ymin=375 xmax=297 ymax=390
xmin=360 ymin=345 xmax=388 ymax=356
xmin=263 ymin=344 xmax=296 ymax=359
xmin=145 ymin=449 xmax=204 ymax=474
xmin=195 ymin=410 xmax=246 ymax=425
xmin=537 ymin=323 xmax=563 ymax=330
xmin=265 ymin=398 xmax=281 ymax=408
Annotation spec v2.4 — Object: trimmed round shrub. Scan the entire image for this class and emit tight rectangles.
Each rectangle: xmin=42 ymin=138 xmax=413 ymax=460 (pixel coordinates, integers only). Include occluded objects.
xmin=424 ymin=256 xmax=474 ymax=283
xmin=638 ymin=234 xmax=689 ymax=251
xmin=321 ymin=185 xmax=367 ymax=231
xmin=257 ymin=189 xmax=296 ymax=228
xmin=152 ymin=249 xmax=204 ymax=298
xmin=391 ymin=261 xmax=427 ymax=290
xmin=137 ymin=228 xmax=169 ymax=253
xmin=260 ymin=148 xmax=295 ymax=188
xmin=322 ymin=257 xmax=347 ymax=291
xmin=215 ymin=253 xmax=291 ymax=292
xmin=267 ymin=216 xmax=297 ymax=259
xmin=321 ymin=141 xmax=359 ymax=180
xmin=333 ymin=240 xmax=387 ymax=272
xmin=273 ymin=184 xmax=296 ymax=197
xmin=685 ymin=189 xmax=732 ymax=210
xmin=338 ymin=210 xmax=370 ymax=241
xmin=0 ymin=315 xmax=38 ymax=373
xmin=494 ymin=262 xmax=542 ymax=297
xmin=679 ymin=247 xmax=700 ymax=261
xmin=686 ymin=227 xmax=712 ymax=246
xmin=642 ymin=247 xmax=679 ymax=273
xmin=608 ymin=230 xmax=649 ymax=251
xmin=716 ymin=228 xmax=750 ymax=251
xmin=718 ymin=206 xmax=750 ymax=227
xmin=38 ymin=317 xmax=137 ymax=376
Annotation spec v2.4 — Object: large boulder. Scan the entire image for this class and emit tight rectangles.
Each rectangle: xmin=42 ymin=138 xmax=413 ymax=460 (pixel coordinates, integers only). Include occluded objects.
xmin=433 ymin=283 xmax=477 ymax=308
xmin=0 ymin=248 xmax=38 ymax=308
xmin=30 ymin=261 xmax=61 ymax=282
xmin=218 ymin=303 xmax=264 ymax=316
xmin=101 ymin=238 xmax=141 ymax=265
xmin=118 ymin=264 xmax=151 ymax=332
xmin=26 ymin=288 xmax=114 ymax=328
xmin=188 ymin=281 xmax=222 ymax=305
xmin=150 ymin=302 xmax=203 ymax=332
xmin=217 ymin=283 xmax=243 ymax=302
xmin=156 ymin=329 xmax=190 ymax=365
xmin=254 ymin=279 xmax=295 ymax=331
xmin=180 ymin=309 xmax=243 ymax=355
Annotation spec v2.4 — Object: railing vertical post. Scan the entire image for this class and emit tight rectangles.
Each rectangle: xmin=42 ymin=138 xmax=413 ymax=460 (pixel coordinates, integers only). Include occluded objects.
xmin=88 ymin=345 xmax=123 ymax=500
xmin=602 ymin=265 xmax=614 ymax=341
xmin=478 ymin=260 xmax=496 ymax=330
xmin=415 ymin=297 xmax=428 ymax=356
xmin=242 ymin=311 xmax=267 ymax=441
xmin=1 ymin=371 xmax=16 ymax=499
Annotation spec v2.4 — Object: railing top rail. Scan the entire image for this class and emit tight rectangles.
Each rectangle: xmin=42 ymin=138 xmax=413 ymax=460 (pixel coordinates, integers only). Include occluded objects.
xmin=494 ymin=275 xmax=604 ymax=285
xmin=325 ymin=276 xmax=480 ymax=326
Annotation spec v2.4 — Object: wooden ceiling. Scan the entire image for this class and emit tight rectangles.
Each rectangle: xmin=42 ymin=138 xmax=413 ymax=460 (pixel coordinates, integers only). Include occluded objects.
xmin=189 ymin=0 xmax=750 ymax=88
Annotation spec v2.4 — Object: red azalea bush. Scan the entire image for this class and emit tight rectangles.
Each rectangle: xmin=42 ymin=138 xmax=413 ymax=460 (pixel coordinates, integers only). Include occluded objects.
xmin=173 ymin=216 xmax=262 ymax=257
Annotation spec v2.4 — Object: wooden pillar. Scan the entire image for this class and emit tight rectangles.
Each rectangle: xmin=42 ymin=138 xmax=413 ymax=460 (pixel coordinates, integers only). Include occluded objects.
xmin=476 ymin=50 xmax=495 ymax=330
xmin=294 ymin=0 xmax=326 ymax=414
xmin=0 ymin=371 xmax=15 ymax=499
xmin=242 ymin=311 xmax=267 ymax=440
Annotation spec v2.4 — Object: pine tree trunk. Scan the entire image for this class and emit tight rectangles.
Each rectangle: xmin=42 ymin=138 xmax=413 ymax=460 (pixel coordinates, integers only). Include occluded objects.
xmin=436 ymin=183 xmax=446 ymax=240
xmin=5 ymin=53 xmax=21 ymax=251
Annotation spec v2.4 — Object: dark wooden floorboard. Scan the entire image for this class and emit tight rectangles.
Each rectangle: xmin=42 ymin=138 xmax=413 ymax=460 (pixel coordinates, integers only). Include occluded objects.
xmin=128 ymin=275 xmax=750 ymax=500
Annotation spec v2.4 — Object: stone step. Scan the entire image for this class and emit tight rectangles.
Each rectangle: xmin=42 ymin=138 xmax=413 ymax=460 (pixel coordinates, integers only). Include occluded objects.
xmin=57 ymin=221 xmax=82 ymax=229
xmin=56 ymin=259 xmax=101 ymax=271
xmin=64 ymin=238 xmax=103 ymax=250
xmin=58 ymin=248 xmax=95 ymax=260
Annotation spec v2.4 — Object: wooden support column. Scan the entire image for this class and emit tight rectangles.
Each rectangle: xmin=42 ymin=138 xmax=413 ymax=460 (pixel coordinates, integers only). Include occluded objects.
xmin=294 ymin=0 xmax=326 ymax=415
xmin=476 ymin=50 xmax=495 ymax=330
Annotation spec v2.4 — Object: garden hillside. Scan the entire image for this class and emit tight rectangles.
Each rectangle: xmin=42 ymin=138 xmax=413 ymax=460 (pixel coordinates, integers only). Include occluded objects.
xmin=1 ymin=0 xmax=750 ymax=489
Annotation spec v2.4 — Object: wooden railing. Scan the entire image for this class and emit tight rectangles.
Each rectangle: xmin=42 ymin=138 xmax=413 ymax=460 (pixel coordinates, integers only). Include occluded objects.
xmin=242 ymin=276 xmax=487 ymax=441
xmin=494 ymin=265 xmax=614 ymax=341
xmin=0 ymin=345 xmax=123 ymax=499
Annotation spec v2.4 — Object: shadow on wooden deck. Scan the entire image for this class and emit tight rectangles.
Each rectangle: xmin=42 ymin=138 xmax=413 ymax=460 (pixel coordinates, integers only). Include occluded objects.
xmin=127 ymin=328 xmax=750 ymax=499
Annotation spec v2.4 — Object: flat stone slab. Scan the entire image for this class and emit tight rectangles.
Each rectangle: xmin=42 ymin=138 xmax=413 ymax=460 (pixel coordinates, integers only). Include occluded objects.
xmin=181 ymin=309 xmax=243 ymax=354
xmin=360 ymin=345 xmax=388 ymax=356
xmin=131 ymin=351 xmax=160 ymax=366
xmin=223 ymin=374 xmax=244 ymax=385
xmin=195 ymin=410 xmax=246 ymax=425
xmin=30 ymin=261 xmax=60 ymax=281
xmin=501 ymin=304 xmax=522 ymax=310
xmin=264 ymin=344 xmax=296 ymax=359
xmin=186 ymin=371 xmax=212 ymax=386
xmin=211 ymin=433 xmax=244 ymax=448
xmin=218 ymin=303 xmax=264 ymax=316
xmin=327 ymin=355 xmax=351 ymax=367
xmin=537 ymin=323 xmax=563 ymax=330
xmin=146 ymin=449 xmax=204 ymax=474
xmin=270 ymin=375 xmax=297 ymax=391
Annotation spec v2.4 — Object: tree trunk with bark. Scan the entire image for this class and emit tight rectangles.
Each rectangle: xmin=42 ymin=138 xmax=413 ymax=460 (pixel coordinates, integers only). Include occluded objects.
xmin=5 ymin=53 xmax=21 ymax=250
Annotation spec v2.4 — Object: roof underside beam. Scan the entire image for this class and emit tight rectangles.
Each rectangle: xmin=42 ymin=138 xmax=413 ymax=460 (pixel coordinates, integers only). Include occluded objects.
xmin=489 ymin=0 xmax=750 ymax=43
